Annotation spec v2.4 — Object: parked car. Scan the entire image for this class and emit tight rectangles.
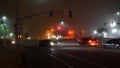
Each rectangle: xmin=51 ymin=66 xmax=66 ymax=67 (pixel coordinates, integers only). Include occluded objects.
xmin=78 ymin=37 xmax=99 ymax=47
xmin=103 ymin=38 xmax=120 ymax=50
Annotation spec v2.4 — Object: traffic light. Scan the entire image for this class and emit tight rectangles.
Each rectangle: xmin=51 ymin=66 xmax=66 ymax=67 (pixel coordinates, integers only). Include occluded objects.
xmin=57 ymin=26 xmax=62 ymax=30
xmin=49 ymin=11 xmax=53 ymax=17
xmin=68 ymin=11 xmax=72 ymax=17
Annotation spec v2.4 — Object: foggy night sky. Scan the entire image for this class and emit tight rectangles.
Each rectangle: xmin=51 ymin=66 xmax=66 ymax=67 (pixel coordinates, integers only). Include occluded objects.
xmin=0 ymin=0 xmax=120 ymax=38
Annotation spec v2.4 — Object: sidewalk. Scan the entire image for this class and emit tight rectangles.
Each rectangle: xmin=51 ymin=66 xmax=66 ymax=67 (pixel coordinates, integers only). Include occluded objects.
xmin=0 ymin=47 xmax=22 ymax=68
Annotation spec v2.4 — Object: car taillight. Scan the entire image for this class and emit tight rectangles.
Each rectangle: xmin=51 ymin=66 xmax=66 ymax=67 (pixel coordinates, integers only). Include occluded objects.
xmin=96 ymin=40 xmax=99 ymax=42
xmin=88 ymin=40 xmax=92 ymax=43
xmin=88 ymin=39 xmax=99 ymax=46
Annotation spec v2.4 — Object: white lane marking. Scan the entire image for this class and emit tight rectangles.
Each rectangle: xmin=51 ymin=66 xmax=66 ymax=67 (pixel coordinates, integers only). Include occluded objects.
xmin=39 ymin=48 xmax=74 ymax=68
xmin=49 ymin=54 xmax=74 ymax=68
xmin=56 ymin=50 xmax=107 ymax=68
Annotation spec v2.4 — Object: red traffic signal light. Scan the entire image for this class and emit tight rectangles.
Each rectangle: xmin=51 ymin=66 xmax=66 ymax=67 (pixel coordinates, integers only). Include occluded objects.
xmin=57 ymin=26 xmax=62 ymax=30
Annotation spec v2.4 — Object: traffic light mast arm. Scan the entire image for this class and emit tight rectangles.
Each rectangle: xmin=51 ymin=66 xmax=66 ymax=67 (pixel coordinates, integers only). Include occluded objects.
xmin=19 ymin=10 xmax=72 ymax=21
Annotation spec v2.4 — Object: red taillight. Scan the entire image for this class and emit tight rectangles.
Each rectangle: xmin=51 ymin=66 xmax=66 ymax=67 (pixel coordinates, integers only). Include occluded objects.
xmin=88 ymin=39 xmax=99 ymax=46
xmin=88 ymin=40 xmax=92 ymax=43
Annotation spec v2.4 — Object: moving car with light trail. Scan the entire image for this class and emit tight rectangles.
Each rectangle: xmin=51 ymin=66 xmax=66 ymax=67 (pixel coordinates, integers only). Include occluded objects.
xmin=50 ymin=39 xmax=80 ymax=47
xmin=38 ymin=39 xmax=79 ymax=47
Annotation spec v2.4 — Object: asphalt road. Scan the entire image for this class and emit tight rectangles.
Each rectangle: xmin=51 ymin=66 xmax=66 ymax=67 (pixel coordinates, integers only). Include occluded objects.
xmin=21 ymin=46 xmax=120 ymax=68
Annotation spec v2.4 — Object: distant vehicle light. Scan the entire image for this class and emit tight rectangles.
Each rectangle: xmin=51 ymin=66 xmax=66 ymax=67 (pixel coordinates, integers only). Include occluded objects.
xmin=78 ymin=37 xmax=99 ymax=46
xmin=50 ymin=42 xmax=55 ymax=46
xmin=11 ymin=40 xmax=16 ymax=45
xmin=88 ymin=40 xmax=92 ymax=43
xmin=50 ymin=48 xmax=55 ymax=51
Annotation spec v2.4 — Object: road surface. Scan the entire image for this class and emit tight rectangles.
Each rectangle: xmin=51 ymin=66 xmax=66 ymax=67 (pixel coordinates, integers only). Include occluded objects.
xmin=21 ymin=46 xmax=120 ymax=68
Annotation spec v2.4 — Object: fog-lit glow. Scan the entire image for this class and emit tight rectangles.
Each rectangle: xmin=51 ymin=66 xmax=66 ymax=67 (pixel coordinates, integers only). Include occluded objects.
xmin=103 ymin=31 xmax=108 ymax=38
xmin=60 ymin=21 xmax=64 ymax=25
xmin=50 ymin=42 xmax=55 ymax=46
xmin=11 ymin=40 xmax=16 ymax=44
xmin=50 ymin=48 xmax=55 ymax=51
xmin=0 ymin=36 xmax=4 ymax=39
xmin=9 ymin=33 xmax=13 ymax=37
xmin=116 ymin=12 xmax=120 ymax=15
xmin=50 ymin=42 xmax=79 ymax=46
xmin=2 ymin=16 xmax=6 ymax=20
xmin=93 ymin=30 xmax=97 ymax=34
xmin=110 ymin=21 xmax=116 ymax=27
xmin=27 ymin=37 xmax=31 ymax=40
xmin=112 ymin=29 xmax=117 ymax=33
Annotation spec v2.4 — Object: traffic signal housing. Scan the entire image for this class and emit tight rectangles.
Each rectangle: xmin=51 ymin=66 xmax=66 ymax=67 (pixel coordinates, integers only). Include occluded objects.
xmin=49 ymin=11 xmax=53 ymax=17
xmin=57 ymin=26 xmax=62 ymax=30
xmin=68 ymin=11 xmax=72 ymax=17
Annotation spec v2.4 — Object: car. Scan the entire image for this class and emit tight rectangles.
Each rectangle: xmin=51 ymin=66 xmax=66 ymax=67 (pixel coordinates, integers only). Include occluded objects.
xmin=38 ymin=39 xmax=52 ymax=47
xmin=50 ymin=39 xmax=79 ymax=47
xmin=78 ymin=37 xmax=99 ymax=47
xmin=38 ymin=39 xmax=80 ymax=47
xmin=103 ymin=38 xmax=120 ymax=50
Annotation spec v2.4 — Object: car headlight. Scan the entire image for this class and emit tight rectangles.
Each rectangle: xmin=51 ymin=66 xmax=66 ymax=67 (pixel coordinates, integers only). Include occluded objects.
xmin=11 ymin=40 xmax=16 ymax=45
xmin=116 ymin=44 xmax=119 ymax=46
xmin=50 ymin=42 xmax=54 ymax=46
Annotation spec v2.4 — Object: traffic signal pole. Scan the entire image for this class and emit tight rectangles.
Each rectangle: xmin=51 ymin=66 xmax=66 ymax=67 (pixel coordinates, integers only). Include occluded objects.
xmin=16 ymin=0 xmax=20 ymax=47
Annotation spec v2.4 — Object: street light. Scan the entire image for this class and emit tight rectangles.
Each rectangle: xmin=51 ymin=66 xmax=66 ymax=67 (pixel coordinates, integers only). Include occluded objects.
xmin=112 ymin=29 xmax=117 ymax=33
xmin=2 ymin=16 xmax=6 ymax=20
xmin=110 ymin=21 xmax=117 ymax=27
xmin=2 ymin=16 xmax=7 ymax=37
xmin=60 ymin=21 xmax=64 ymax=25
xmin=0 ymin=16 xmax=7 ymax=46
xmin=116 ymin=12 xmax=120 ymax=16
xmin=93 ymin=30 xmax=97 ymax=35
